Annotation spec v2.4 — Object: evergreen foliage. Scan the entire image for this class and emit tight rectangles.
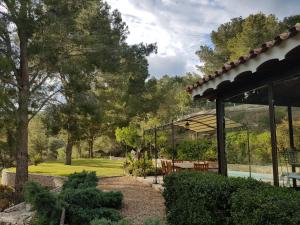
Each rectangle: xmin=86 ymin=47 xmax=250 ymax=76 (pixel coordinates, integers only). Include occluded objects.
xmin=24 ymin=171 xmax=123 ymax=225
xmin=163 ymin=172 xmax=300 ymax=225
xmin=196 ymin=13 xmax=300 ymax=75
xmin=62 ymin=171 xmax=98 ymax=190
xmin=23 ymin=182 xmax=61 ymax=225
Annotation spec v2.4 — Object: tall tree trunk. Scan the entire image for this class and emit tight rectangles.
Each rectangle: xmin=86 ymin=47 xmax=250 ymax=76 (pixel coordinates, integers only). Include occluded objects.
xmin=76 ymin=142 xmax=82 ymax=158
xmin=15 ymin=35 xmax=29 ymax=196
xmin=88 ymin=140 xmax=92 ymax=158
xmin=88 ymin=137 xmax=94 ymax=159
xmin=6 ymin=128 xmax=15 ymax=167
xmin=65 ymin=133 xmax=73 ymax=165
xmin=90 ymin=137 xmax=94 ymax=159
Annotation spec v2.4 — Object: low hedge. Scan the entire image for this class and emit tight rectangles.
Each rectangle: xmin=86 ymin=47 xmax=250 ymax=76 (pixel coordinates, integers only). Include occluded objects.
xmin=163 ymin=172 xmax=300 ymax=225
xmin=231 ymin=187 xmax=300 ymax=225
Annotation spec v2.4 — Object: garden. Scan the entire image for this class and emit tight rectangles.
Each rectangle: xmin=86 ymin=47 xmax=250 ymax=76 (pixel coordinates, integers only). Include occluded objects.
xmin=1 ymin=0 xmax=300 ymax=224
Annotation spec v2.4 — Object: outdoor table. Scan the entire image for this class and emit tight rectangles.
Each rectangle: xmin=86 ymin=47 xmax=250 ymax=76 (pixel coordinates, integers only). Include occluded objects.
xmin=174 ymin=162 xmax=217 ymax=172
xmin=174 ymin=162 xmax=194 ymax=170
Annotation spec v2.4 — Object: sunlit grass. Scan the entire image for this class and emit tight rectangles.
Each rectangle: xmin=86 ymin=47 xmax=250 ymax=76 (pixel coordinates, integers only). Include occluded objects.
xmin=8 ymin=158 xmax=125 ymax=177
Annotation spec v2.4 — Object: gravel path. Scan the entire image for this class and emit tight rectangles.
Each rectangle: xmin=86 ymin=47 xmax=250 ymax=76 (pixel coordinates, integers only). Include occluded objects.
xmin=98 ymin=176 xmax=166 ymax=225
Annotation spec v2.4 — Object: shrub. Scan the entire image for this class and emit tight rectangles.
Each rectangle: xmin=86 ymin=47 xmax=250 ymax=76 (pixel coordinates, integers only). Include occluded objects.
xmin=61 ymin=175 xmax=123 ymax=225
xmin=124 ymin=153 xmax=163 ymax=177
xmin=66 ymin=206 xmax=121 ymax=225
xmin=163 ymin=172 xmax=274 ymax=225
xmin=100 ymin=191 xmax=123 ymax=209
xmin=62 ymin=187 xmax=103 ymax=209
xmin=24 ymin=172 xmax=124 ymax=225
xmin=23 ymin=182 xmax=61 ymax=225
xmin=230 ymin=187 xmax=300 ymax=225
xmin=62 ymin=171 xmax=98 ymax=190
xmin=0 ymin=185 xmax=14 ymax=211
xmin=164 ymin=172 xmax=230 ymax=225
xmin=61 ymin=187 xmax=123 ymax=210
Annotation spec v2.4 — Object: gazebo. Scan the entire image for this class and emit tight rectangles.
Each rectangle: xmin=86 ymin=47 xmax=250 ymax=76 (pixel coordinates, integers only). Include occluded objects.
xmin=187 ymin=24 xmax=300 ymax=186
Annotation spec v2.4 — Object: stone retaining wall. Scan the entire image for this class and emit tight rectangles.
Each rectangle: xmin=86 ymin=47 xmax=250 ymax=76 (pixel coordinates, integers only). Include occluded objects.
xmin=1 ymin=170 xmax=66 ymax=188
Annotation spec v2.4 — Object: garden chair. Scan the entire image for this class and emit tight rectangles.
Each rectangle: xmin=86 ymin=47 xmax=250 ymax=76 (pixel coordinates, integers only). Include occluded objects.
xmin=279 ymin=149 xmax=300 ymax=186
xmin=194 ymin=163 xmax=209 ymax=172
xmin=206 ymin=161 xmax=219 ymax=171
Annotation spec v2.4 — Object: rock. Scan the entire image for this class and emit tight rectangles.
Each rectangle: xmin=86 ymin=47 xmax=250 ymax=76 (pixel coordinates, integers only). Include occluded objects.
xmin=0 ymin=203 xmax=34 ymax=225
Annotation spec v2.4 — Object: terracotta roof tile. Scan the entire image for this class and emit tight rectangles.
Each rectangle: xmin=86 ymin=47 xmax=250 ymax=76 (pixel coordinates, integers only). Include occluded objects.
xmin=187 ymin=23 xmax=300 ymax=93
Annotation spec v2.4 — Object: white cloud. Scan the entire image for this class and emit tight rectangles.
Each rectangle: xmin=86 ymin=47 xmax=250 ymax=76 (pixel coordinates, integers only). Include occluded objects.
xmin=106 ymin=0 xmax=300 ymax=78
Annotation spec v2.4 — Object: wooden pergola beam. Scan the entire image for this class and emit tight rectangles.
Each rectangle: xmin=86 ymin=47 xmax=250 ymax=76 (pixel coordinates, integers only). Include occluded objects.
xmin=216 ymin=99 xmax=227 ymax=176
xmin=288 ymin=106 xmax=297 ymax=188
xmin=268 ymin=83 xmax=279 ymax=186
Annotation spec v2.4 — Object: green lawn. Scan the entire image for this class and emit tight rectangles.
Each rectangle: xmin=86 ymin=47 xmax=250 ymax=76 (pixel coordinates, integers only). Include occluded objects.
xmin=8 ymin=158 xmax=125 ymax=177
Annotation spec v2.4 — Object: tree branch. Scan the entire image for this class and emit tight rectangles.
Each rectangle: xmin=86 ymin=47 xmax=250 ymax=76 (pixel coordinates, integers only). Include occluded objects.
xmin=29 ymin=89 xmax=61 ymax=121
xmin=30 ymin=73 xmax=52 ymax=94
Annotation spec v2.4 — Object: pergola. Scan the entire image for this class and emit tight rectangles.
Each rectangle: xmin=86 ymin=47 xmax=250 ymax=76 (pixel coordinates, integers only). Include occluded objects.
xmin=144 ymin=111 xmax=242 ymax=183
xmin=187 ymin=23 xmax=300 ymax=186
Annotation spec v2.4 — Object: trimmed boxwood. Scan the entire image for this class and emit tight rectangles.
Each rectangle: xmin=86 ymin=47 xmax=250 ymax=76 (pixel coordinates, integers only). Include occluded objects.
xmin=164 ymin=172 xmax=228 ymax=225
xmin=231 ymin=187 xmax=300 ymax=225
xmin=163 ymin=172 xmax=300 ymax=225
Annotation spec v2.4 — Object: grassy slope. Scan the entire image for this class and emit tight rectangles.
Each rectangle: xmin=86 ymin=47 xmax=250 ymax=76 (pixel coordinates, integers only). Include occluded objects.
xmin=8 ymin=158 xmax=124 ymax=177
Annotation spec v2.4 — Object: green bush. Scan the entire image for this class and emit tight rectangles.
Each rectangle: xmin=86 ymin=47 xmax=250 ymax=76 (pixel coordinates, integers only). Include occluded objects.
xmin=164 ymin=172 xmax=230 ymax=225
xmin=66 ymin=206 xmax=121 ymax=225
xmin=62 ymin=187 xmax=123 ymax=210
xmin=62 ymin=187 xmax=103 ymax=209
xmin=62 ymin=188 xmax=122 ymax=225
xmin=62 ymin=171 xmax=98 ymax=190
xmin=0 ymin=185 xmax=15 ymax=212
xmin=23 ymin=182 xmax=61 ymax=225
xmin=25 ymin=171 xmax=124 ymax=225
xmin=163 ymin=172 xmax=280 ymax=225
xmin=231 ymin=187 xmax=300 ymax=225
xmin=61 ymin=172 xmax=123 ymax=225
xmin=124 ymin=152 xmax=162 ymax=177
xmin=100 ymin=191 xmax=123 ymax=209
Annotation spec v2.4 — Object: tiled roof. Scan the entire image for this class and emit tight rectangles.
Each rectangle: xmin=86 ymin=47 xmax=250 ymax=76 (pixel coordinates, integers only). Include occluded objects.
xmin=187 ymin=23 xmax=300 ymax=93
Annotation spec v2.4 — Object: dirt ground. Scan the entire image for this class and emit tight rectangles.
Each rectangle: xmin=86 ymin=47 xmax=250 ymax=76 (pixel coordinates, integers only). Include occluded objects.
xmin=98 ymin=176 xmax=166 ymax=225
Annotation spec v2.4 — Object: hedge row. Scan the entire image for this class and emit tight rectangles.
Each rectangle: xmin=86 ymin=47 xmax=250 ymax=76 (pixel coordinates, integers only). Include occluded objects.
xmin=163 ymin=172 xmax=300 ymax=225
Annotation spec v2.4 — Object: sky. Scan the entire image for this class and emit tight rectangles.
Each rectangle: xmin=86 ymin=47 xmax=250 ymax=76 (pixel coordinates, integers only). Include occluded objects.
xmin=106 ymin=0 xmax=300 ymax=78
